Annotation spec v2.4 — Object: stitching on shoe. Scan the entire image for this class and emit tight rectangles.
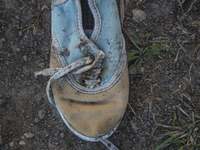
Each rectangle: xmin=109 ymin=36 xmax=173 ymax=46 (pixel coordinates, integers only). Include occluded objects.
xmin=52 ymin=0 xmax=68 ymax=9
xmin=88 ymin=0 xmax=101 ymax=43
xmin=75 ymin=0 xmax=104 ymax=89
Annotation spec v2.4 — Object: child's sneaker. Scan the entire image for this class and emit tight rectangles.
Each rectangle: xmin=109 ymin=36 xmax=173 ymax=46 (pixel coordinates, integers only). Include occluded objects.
xmin=36 ymin=0 xmax=129 ymax=149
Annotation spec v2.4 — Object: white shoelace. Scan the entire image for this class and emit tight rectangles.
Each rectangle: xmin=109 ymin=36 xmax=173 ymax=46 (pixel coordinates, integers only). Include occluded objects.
xmin=35 ymin=50 xmax=105 ymax=106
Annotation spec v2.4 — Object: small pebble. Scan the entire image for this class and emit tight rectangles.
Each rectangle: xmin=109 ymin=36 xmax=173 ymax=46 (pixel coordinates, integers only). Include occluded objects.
xmin=55 ymin=132 xmax=59 ymax=137
xmin=9 ymin=142 xmax=14 ymax=147
xmin=19 ymin=31 xmax=22 ymax=36
xmin=1 ymin=38 xmax=5 ymax=42
xmin=38 ymin=109 xmax=46 ymax=120
xmin=23 ymin=55 xmax=27 ymax=62
xmin=19 ymin=140 xmax=26 ymax=146
xmin=136 ymin=29 xmax=139 ymax=32
xmin=177 ymin=39 xmax=182 ymax=44
xmin=34 ymin=117 xmax=40 ymax=123
xmin=44 ymin=134 xmax=49 ymax=138
xmin=60 ymin=133 xmax=64 ymax=138
xmin=48 ymin=142 xmax=57 ymax=149
xmin=165 ymin=70 xmax=170 ymax=76
xmin=39 ymin=62 xmax=45 ymax=68
xmin=166 ymin=47 xmax=170 ymax=52
xmin=132 ymin=9 xmax=146 ymax=23
xmin=7 ymin=53 xmax=11 ymax=57
xmin=24 ymin=132 xmax=34 ymax=138
xmin=45 ymin=134 xmax=49 ymax=138
xmin=16 ymin=48 xmax=21 ymax=52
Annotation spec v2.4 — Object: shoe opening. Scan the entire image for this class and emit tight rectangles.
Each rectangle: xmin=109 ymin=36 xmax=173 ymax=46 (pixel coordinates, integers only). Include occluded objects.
xmin=81 ymin=0 xmax=94 ymax=38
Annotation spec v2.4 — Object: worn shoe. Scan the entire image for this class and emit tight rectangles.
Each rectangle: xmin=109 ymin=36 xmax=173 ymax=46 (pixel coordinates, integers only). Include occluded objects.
xmin=35 ymin=0 xmax=129 ymax=149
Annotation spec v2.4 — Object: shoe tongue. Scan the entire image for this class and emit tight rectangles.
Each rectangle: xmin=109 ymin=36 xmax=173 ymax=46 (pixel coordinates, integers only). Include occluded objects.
xmin=81 ymin=0 xmax=94 ymax=38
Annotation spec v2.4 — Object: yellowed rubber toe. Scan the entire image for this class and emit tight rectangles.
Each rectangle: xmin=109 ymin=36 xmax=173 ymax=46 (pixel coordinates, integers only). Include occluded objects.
xmin=50 ymin=46 xmax=129 ymax=138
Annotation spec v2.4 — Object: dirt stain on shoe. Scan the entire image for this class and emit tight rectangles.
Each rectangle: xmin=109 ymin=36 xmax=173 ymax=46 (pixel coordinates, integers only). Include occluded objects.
xmin=76 ymin=42 xmax=88 ymax=55
xmin=61 ymin=98 xmax=108 ymax=105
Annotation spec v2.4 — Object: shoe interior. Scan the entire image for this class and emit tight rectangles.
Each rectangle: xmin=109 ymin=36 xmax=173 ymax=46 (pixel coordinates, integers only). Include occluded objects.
xmin=81 ymin=0 xmax=94 ymax=38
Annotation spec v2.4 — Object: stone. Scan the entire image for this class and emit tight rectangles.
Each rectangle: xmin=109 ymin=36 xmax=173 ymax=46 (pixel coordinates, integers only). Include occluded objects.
xmin=129 ymin=64 xmax=144 ymax=75
xmin=24 ymin=132 xmax=34 ymax=138
xmin=1 ymin=38 xmax=5 ymax=42
xmin=34 ymin=117 xmax=40 ymax=123
xmin=19 ymin=31 xmax=22 ymax=36
xmin=23 ymin=55 xmax=27 ymax=62
xmin=48 ymin=142 xmax=57 ymax=150
xmin=177 ymin=39 xmax=182 ymax=44
xmin=9 ymin=142 xmax=14 ymax=147
xmin=7 ymin=53 xmax=11 ymax=57
xmin=165 ymin=70 xmax=170 ymax=76
xmin=38 ymin=109 xmax=46 ymax=120
xmin=19 ymin=140 xmax=26 ymax=146
xmin=132 ymin=9 xmax=146 ymax=23
xmin=60 ymin=133 xmax=64 ymax=138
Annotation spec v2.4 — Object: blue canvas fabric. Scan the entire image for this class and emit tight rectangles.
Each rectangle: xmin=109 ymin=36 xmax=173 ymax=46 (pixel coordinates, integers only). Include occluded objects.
xmin=52 ymin=0 xmax=123 ymax=85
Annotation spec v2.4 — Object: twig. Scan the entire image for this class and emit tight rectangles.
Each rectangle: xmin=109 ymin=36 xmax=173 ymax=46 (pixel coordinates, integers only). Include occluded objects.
xmin=0 ymin=19 xmax=8 ymax=24
xmin=192 ymin=111 xmax=195 ymax=123
xmin=122 ymin=28 xmax=143 ymax=53
xmin=178 ymin=96 xmax=192 ymax=109
xmin=149 ymin=100 xmax=152 ymax=119
xmin=150 ymin=84 xmax=159 ymax=95
xmin=189 ymin=63 xmax=194 ymax=92
xmin=194 ymin=44 xmax=200 ymax=54
xmin=125 ymin=111 xmax=131 ymax=120
xmin=183 ymin=77 xmax=191 ymax=85
xmin=195 ymin=115 xmax=200 ymax=119
xmin=177 ymin=105 xmax=192 ymax=121
xmin=136 ymin=0 xmax=143 ymax=5
xmin=177 ymin=0 xmax=184 ymax=14
xmin=128 ymin=102 xmax=136 ymax=116
xmin=179 ymin=43 xmax=188 ymax=54
xmin=155 ymin=123 xmax=182 ymax=130
xmin=184 ymin=0 xmax=197 ymax=16
xmin=171 ymin=88 xmax=181 ymax=95
xmin=148 ymin=18 xmax=158 ymax=32
xmin=152 ymin=113 xmax=156 ymax=122
xmin=120 ymin=0 xmax=124 ymax=26
xmin=175 ymin=133 xmax=189 ymax=140
xmin=151 ymin=126 xmax=158 ymax=135
xmin=181 ymin=0 xmax=186 ymax=5
xmin=181 ymin=93 xmax=191 ymax=101
xmin=0 ymin=52 xmax=8 ymax=54
xmin=174 ymin=49 xmax=180 ymax=63
xmin=26 ymin=5 xmax=49 ymax=34
xmin=158 ymin=131 xmax=179 ymax=137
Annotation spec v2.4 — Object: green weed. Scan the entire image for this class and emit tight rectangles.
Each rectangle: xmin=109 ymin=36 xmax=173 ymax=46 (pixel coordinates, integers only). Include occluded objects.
xmin=127 ymin=33 xmax=165 ymax=72
xmin=155 ymin=120 xmax=200 ymax=150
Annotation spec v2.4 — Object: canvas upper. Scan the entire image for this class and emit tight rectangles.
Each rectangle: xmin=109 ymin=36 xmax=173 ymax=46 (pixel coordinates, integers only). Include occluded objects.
xmin=51 ymin=0 xmax=127 ymax=93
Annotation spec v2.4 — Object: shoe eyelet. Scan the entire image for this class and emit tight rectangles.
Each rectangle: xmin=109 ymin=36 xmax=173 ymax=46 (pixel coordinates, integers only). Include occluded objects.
xmin=79 ymin=77 xmax=87 ymax=86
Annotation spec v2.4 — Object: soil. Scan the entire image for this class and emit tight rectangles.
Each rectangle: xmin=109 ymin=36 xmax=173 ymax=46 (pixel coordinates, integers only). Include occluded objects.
xmin=0 ymin=0 xmax=200 ymax=150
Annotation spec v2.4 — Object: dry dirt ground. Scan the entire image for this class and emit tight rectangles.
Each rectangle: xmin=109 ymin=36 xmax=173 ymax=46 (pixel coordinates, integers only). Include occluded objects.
xmin=0 ymin=0 xmax=200 ymax=150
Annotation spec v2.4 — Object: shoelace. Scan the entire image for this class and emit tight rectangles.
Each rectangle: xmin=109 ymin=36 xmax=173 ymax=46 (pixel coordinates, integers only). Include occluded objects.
xmin=35 ymin=50 xmax=105 ymax=106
